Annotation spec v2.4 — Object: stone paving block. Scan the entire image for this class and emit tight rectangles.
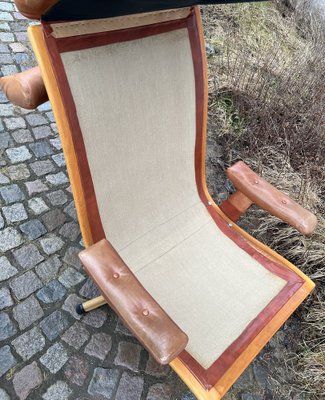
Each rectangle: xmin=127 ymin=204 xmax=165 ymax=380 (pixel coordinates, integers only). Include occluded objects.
xmin=0 ymin=11 xmax=13 ymax=21
xmin=19 ymin=219 xmax=47 ymax=240
xmin=1 ymin=65 xmax=18 ymax=76
xmin=40 ymin=310 xmax=70 ymax=341
xmin=82 ymin=309 xmax=107 ymax=328
xmin=49 ymin=137 xmax=62 ymax=150
xmin=0 ymin=227 xmax=22 ymax=252
xmin=64 ymin=200 xmax=78 ymax=220
xmin=35 ymin=255 xmax=62 ymax=283
xmin=0 ymin=212 xmax=4 ymax=229
xmin=30 ymin=159 xmax=55 ymax=176
xmin=9 ymin=270 xmax=42 ymax=300
xmin=115 ymin=341 xmax=141 ymax=371
xmin=40 ymin=235 xmax=64 ymax=255
xmin=42 ymin=381 xmax=72 ymax=400
xmin=62 ymin=321 xmax=90 ymax=350
xmin=13 ymin=243 xmax=44 ymax=269
xmin=115 ymin=319 xmax=133 ymax=336
xmin=0 ymin=345 xmax=17 ymax=377
xmin=46 ymin=189 xmax=68 ymax=206
xmin=12 ymin=361 xmax=43 ymax=400
xmin=0 ymin=172 xmax=9 ymax=184
xmin=115 ymin=372 xmax=144 ymax=400
xmin=0 ymin=32 xmax=14 ymax=42
xmin=79 ymin=277 xmax=101 ymax=299
xmin=46 ymin=171 xmax=69 ymax=186
xmin=64 ymin=355 xmax=89 ymax=386
xmin=6 ymin=146 xmax=31 ymax=163
xmin=36 ymin=279 xmax=67 ymax=304
xmin=25 ymin=179 xmax=48 ymax=195
xmin=42 ymin=208 xmax=66 ymax=231
xmin=59 ymin=267 xmax=85 ymax=289
xmin=0 ymin=131 xmax=14 ymax=149
xmin=13 ymin=295 xmax=44 ymax=330
xmin=0 ymin=2 xmax=14 ymax=12
xmin=52 ymin=152 xmax=66 ymax=167
xmin=40 ymin=343 xmax=69 ymax=373
xmin=9 ymin=42 xmax=26 ymax=52
xmin=28 ymin=197 xmax=49 ymax=215
xmin=181 ymin=392 xmax=196 ymax=400
xmin=26 ymin=113 xmax=47 ymax=127
xmin=32 ymin=125 xmax=52 ymax=139
xmin=84 ymin=333 xmax=112 ymax=360
xmin=0 ymin=103 xmax=14 ymax=116
xmin=88 ymin=368 xmax=120 ymax=399
xmin=0 ymin=312 xmax=17 ymax=340
xmin=253 ymin=362 xmax=270 ymax=389
xmin=0 ymin=287 xmax=13 ymax=310
xmin=11 ymin=327 xmax=45 ymax=361
xmin=63 ymin=246 xmax=83 ymax=269
xmin=147 ymin=383 xmax=173 ymax=400
xmin=29 ymin=141 xmax=53 ymax=157
xmin=2 ymin=203 xmax=28 ymax=223
xmin=7 ymin=163 xmax=30 ymax=180
xmin=12 ymin=129 xmax=34 ymax=143
xmin=0 ymin=184 xmax=25 ymax=204
xmin=59 ymin=221 xmax=80 ymax=241
xmin=146 ymin=354 xmax=170 ymax=377
xmin=63 ymin=294 xmax=84 ymax=320
xmin=37 ymin=101 xmax=52 ymax=112
xmin=0 ymin=388 xmax=10 ymax=400
xmin=0 ymin=53 xmax=12 ymax=64
xmin=0 ymin=256 xmax=18 ymax=281
xmin=3 ymin=117 xmax=26 ymax=130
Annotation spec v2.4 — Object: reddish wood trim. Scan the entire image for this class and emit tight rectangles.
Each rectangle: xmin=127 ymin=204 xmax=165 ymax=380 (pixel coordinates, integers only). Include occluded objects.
xmin=42 ymin=9 xmax=306 ymax=392
xmin=219 ymin=199 xmax=242 ymax=222
xmin=43 ymin=18 xmax=187 ymax=53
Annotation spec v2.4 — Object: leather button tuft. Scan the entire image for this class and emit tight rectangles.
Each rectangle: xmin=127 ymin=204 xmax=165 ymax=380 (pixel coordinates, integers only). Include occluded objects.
xmin=142 ymin=309 xmax=149 ymax=316
xmin=281 ymin=199 xmax=287 ymax=204
xmin=113 ymin=273 xmax=120 ymax=279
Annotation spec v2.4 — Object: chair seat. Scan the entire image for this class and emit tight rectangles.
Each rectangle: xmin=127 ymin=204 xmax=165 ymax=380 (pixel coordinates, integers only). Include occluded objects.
xmin=117 ymin=202 xmax=286 ymax=370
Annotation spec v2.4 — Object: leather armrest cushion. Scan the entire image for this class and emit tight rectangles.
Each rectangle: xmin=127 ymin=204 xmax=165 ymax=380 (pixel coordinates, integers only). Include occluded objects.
xmin=0 ymin=67 xmax=48 ymax=110
xmin=14 ymin=0 xmax=59 ymax=20
xmin=79 ymin=239 xmax=189 ymax=364
xmin=227 ymin=161 xmax=317 ymax=236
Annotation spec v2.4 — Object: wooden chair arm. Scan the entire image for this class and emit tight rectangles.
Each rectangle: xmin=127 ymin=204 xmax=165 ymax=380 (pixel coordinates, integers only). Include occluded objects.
xmin=223 ymin=161 xmax=317 ymax=236
xmin=79 ymin=239 xmax=188 ymax=364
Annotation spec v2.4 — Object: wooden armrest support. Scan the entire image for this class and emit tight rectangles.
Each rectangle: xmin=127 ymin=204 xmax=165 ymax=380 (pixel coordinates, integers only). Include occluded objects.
xmin=79 ymin=239 xmax=188 ymax=364
xmin=0 ymin=67 xmax=48 ymax=109
xmin=225 ymin=161 xmax=317 ymax=236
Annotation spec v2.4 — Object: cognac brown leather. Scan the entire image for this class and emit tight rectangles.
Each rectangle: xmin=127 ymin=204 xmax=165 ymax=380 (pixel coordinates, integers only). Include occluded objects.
xmin=79 ymin=239 xmax=189 ymax=364
xmin=14 ymin=0 xmax=59 ymax=20
xmin=220 ymin=191 xmax=253 ymax=222
xmin=227 ymin=161 xmax=318 ymax=236
xmin=0 ymin=67 xmax=48 ymax=109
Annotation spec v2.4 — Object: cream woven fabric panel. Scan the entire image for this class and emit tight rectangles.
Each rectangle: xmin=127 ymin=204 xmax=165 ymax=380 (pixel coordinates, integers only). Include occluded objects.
xmin=62 ymin=29 xmax=286 ymax=368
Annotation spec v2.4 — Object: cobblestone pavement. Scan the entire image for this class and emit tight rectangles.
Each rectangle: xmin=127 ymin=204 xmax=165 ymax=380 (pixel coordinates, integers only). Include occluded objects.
xmin=0 ymin=1 xmax=287 ymax=399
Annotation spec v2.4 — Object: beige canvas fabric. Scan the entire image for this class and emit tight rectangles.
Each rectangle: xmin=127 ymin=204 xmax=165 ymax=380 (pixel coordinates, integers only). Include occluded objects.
xmin=51 ymin=8 xmax=191 ymax=38
xmin=62 ymin=29 xmax=287 ymax=369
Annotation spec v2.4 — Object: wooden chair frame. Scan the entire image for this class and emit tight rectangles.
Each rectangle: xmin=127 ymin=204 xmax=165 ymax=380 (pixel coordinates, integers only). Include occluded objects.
xmin=27 ymin=7 xmax=314 ymax=399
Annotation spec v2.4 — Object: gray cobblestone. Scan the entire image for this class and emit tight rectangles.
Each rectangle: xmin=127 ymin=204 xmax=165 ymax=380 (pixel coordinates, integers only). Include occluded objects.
xmin=116 ymin=372 xmax=144 ymax=400
xmin=0 ymin=288 xmax=13 ymax=310
xmin=40 ymin=310 xmax=70 ymax=341
xmin=88 ymin=368 xmax=120 ymax=399
xmin=59 ymin=221 xmax=80 ymax=241
xmin=79 ymin=277 xmax=101 ymax=299
xmin=0 ymin=227 xmax=22 ymax=252
xmin=83 ymin=309 xmax=107 ymax=328
xmin=0 ymin=2 xmax=14 ymax=12
xmin=59 ymin=267 xmax=85 ymax=289
xmin=64 ymin=246 xmax=83 ymax=269
xmin=42 ymin=381 xmax=72 ymax=400
xmin=7 ymin=163 xmax=30 ymax=180
xmin=85 ymin=333 xmax=112 ymax=360
xmin=46 ymin=171 xmax=69 ymax=186
xmin=147 ymin=383 xmax=172 ymax=400
xmin=12 ymin=295 xmax=44 ymax=330
xmin=19 ymin=219 xmax=47 ymax=239
xmin=12 ymin=129 xmax=33 ymax=143
xmin=30 ymin=159 xmax=55 ymax=176
xmin=64 ymin=355 xmax=89 ymax=386
xmin=0 ymin=312 xmax=17 ymax=340
xmin=0 ymin=131 xmax=13 ymax=149
xmin=25 ymin=179 xmax=48 ymax=195
xmin=29 ymin=141 xmax=53 ymax=157
xmin=62 ymin=322 xmax=90 ymax=350
xmin=0 ymin=184 xmax=25 ymax=204
xmin=1 ymin=64 xmax=18 ymax=75
xmin=11 ymin=327 xmax=46 ymax=361
xmin=0 ymin=256 xmax=18 ymax=281
xmin=3 ymin=117 xmax=26 ymax=130
xmin=26 ymin=113 xmax=47 ymax=127
xmin=36 ymin=279 xmax=67 ymax=304
xmin=2 ymin=203 xmax=27 ymax=223
xmin=42 ymin=208 xmax=66 ymax=231
xmin=0 ymin=212 xmax=4 ymax=229
xmin=28 ymin=197 xmax=49 ymax=214
xmin=46 ymin=189 xmax=68 ymax=206
xmin=49 ymin=137 xmax=62 ymax=150
xmin=115 ymin=341 xmax=141 ymax=371
xmin=35 ymin=255 xmax=62 ymax=283
xmin=0 ymin=103 xmax=14 ymax=117
xmin=12 ymin=361 xmax=43 ymax=400
xmin=146 ymin=354 xmax=170 ymax=377
xmin=6 ymin=146 xmax=31 ymax=163
xmin=9 ymin=42 xmax=26 ymax=52
xmin=40 ymin=235 xmax=64 ymax=254
xmin=64 ymin=200 xmax=78 ymax=220
xmin=63 ymin=294 xmax=84 ymax=320
xmin=0 ymin=388 xmax=10 ymax=400
xmin=9 ymin=270 xmax=42 ymax=300
xmin=40 ymin=343 xmax=69 ymax=373
xmin=0 ymin=11 xmax=13 ymax=21
xmin=0 ymin=172 xmax=9 ymax=184
xmin=13 ymin=243 xmax=44 ymax=269
xmin=32 ymin=125 xmax=52 ymax=139
xmin=0 ymin=345 xmax=17 ymax=377
xmin=52 ymin=152 xmax=66 ymax=167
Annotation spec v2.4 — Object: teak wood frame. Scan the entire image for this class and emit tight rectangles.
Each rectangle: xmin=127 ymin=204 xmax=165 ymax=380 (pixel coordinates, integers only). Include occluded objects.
xmin=28 ymin=7 xmax=314 ymax=399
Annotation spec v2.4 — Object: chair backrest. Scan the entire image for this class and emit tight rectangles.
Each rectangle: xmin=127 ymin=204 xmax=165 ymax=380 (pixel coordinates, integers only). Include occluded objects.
xmin=42 ymin=7 xmax=208 ymax=250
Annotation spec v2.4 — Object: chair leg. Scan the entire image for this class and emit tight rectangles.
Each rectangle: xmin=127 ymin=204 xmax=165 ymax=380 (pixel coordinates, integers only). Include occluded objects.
xmin=76 ymin=295 xmax=107 ymax=315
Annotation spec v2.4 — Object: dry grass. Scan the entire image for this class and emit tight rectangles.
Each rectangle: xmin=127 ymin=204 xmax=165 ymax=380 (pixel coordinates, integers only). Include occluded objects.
xmin=203 ymin=1 xmax=325 ymax=398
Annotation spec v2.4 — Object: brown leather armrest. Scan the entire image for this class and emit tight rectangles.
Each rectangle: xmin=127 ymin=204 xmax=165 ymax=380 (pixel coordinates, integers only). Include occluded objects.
xmin=79 ymin=239 xmax=188 ymax=364
xmin=226 ymin=161 xmax=317 ymax=236
xmin=0 ymin=67 xmax=48 ymax=109
xmin=14 ymin=0 xmax=59 ymax=20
